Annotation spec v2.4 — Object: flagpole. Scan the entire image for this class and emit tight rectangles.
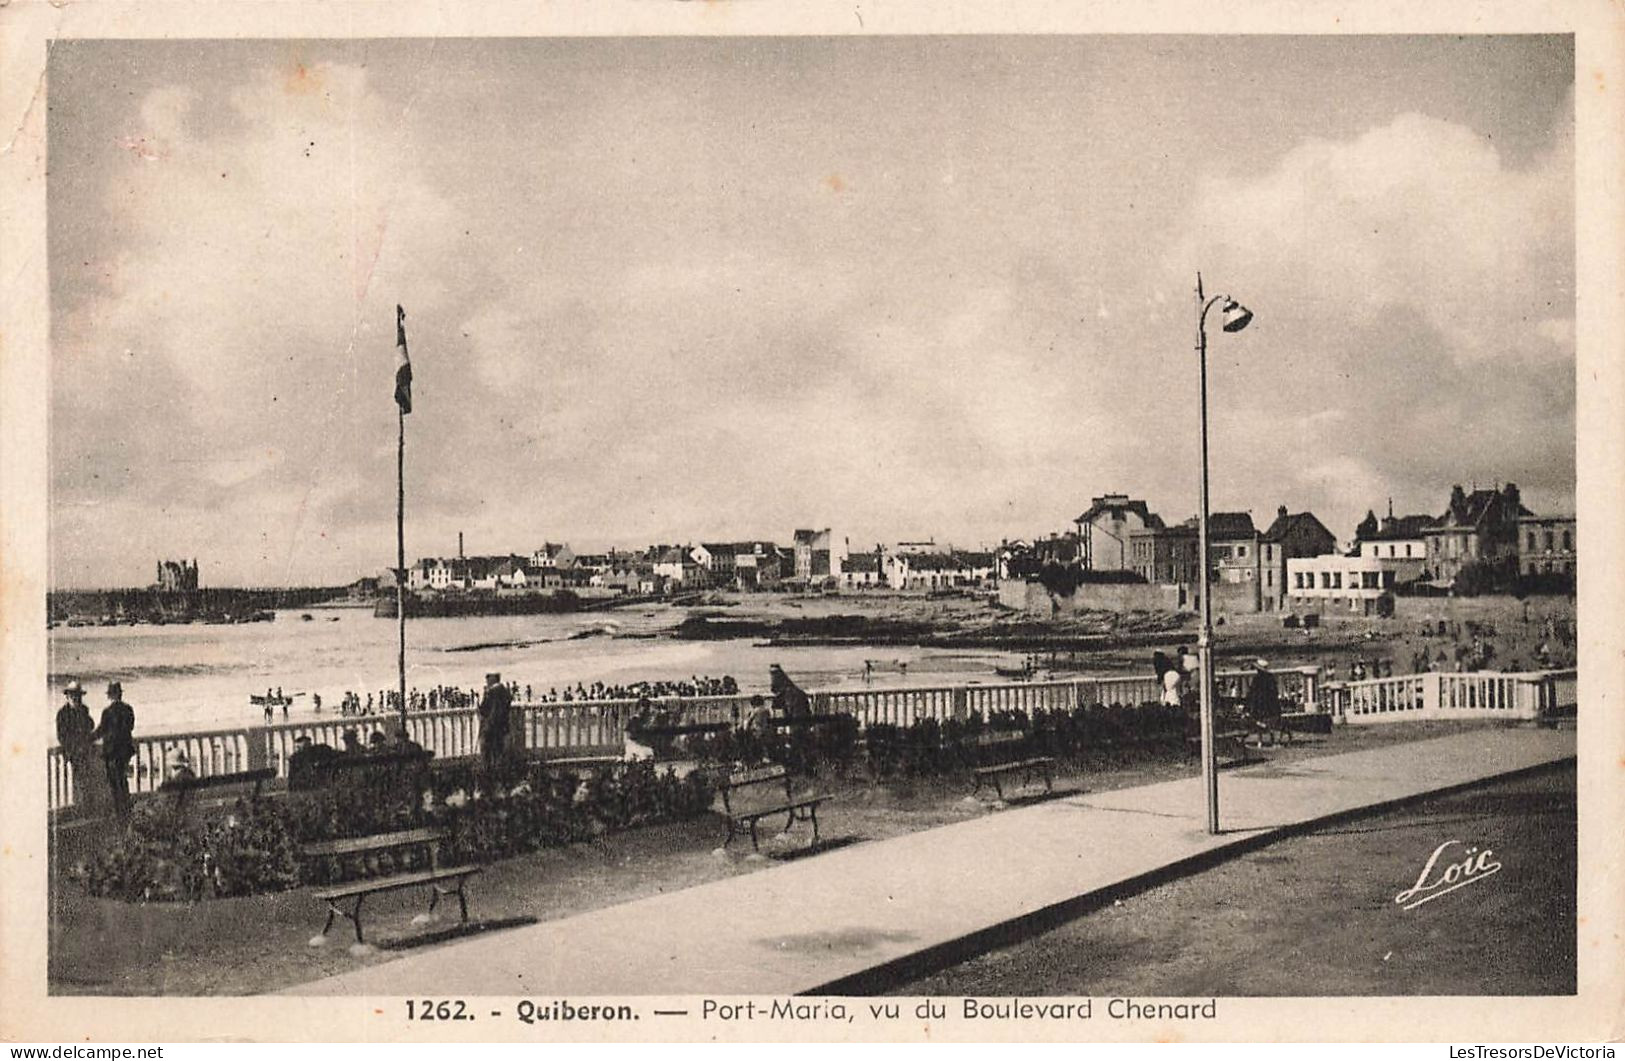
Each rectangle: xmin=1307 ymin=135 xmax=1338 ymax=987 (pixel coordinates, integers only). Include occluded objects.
xmin=397 ymin=406 xmax=407 ymax=731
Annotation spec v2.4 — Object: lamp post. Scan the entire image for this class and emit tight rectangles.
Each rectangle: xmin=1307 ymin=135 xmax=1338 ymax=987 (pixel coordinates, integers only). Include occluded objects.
xmin=1194 ymin=272 xmax=1253 ymax=835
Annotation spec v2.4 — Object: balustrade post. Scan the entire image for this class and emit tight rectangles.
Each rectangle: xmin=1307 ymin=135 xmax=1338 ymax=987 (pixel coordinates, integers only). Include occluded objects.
xmin=952 ymin=686 xmax=969 ymax=721
xmin=1422 ymin=672 xmax=1441 ymax=718
xmin=246 ymin=728 xmax=270 ymax=772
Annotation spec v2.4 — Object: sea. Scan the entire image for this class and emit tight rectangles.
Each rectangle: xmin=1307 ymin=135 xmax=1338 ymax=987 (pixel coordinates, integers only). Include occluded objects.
xmin=46 ymin=603 xmax=1016 ymax=737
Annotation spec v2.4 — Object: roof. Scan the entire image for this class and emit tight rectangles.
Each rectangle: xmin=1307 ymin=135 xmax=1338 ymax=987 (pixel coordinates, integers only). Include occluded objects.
xmin=1363 ymin=514 xmax=1437 ymax=541
xmin=1431 ymin=485 xmax=1536 ymax=531
xmin=655 ymin=546 xmax=689 ymax=564
xmin=898 ymin=551 xmax=994 ymax=571
xmin=1206 ymin=512 xmax=1257 ymax=541
xmin=1075 ymin=495 xmax=1163 ymax=529
xmin=1261 ymin=510 xmax=1336 ymax=545
xmin=843 ymin=553 xmax=880 ymax=573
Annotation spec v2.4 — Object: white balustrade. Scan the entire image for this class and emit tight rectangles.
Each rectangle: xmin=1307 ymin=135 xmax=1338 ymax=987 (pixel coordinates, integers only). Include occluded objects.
xmin=52 ymin=663 xmax=1572 ymax=814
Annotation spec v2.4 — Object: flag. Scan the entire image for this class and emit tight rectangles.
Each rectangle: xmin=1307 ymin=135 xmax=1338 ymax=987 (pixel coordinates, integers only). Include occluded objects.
xmin=394 ymin=304 xmax=413 ymax=414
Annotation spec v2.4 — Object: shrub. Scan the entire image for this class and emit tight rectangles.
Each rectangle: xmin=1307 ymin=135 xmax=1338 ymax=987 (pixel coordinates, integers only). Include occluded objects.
xmin=74 ymin=757 xmax=720 ymax=903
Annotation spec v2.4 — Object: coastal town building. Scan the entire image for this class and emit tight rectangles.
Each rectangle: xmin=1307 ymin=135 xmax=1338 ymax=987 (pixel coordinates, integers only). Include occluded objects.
xmin=1129 ymin=523 xmax=1199 ymax=585
xmin=1206 ymin=512 xmax=1259 ymax=589
xmin=1421 ymin=483 xmax=1533 ymax=584
xmin=1353 ymin=506 xmax=1436 ymax=585
xmin=1074 ymin=494 xmax=1163 ymax=572
xmin=732 ymin=542 xmax=784 ymax=589
xmin=1285 ymin=553 xmax=1398 ymax=616
xmin=886 ymin=550 xmax=995 ymax=590
xmin=840 ymin=550 xmax=885 ymax=589
xmin=1517 ymin=515 xmax=1576 ymax=577
xmin=1259 ymin=507 xmax=1338 ymax=611
xmin=792 ymin=529 xmax=846 ymax=584
xmin=653 ymin=546 xmax=695 ymax=585
xmin=154 ymin=559 xmax=199 ymax=593
xmin=529 ymin=543 xmax=575 ymax=570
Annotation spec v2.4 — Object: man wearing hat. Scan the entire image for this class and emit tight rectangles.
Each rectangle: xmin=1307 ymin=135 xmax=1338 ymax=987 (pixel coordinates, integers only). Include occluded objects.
xmin=56 ymin=681 xmax=97 ymax=813
xmin=477 ymin=672 xmax=513 ymax=771
xmin=90 ymin=680 xmax=137 ymax=819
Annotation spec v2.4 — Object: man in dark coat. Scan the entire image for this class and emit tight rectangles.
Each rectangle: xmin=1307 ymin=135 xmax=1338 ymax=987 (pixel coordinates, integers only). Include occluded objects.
xmin=90 ymin=680 xmax=136 ymax=820
xmin=477 ymin=671 xmax=513 ymax=770
xmin=1245 ymin=659 xmax=1281 ymax=725
xmin=56 ymin=680 xmax=97 ymax=813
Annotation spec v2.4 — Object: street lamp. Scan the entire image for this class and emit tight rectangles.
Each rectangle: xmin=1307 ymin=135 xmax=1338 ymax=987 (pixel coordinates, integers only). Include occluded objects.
xmin=1195 ymin=272 xmax=1252 ymax=835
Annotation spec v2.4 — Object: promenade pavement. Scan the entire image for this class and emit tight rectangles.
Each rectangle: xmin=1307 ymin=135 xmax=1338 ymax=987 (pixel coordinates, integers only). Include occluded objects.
xmin=284 ymin=727 xmax=1575 ymax=997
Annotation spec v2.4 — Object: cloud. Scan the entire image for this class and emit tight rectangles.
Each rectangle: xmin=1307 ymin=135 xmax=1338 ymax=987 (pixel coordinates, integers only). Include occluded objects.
xmin=52 ymin=60 xmax=470 ymax=583
xmin=1159 ymin=106 xmax=1574 ymax=535
xmin=1171 ymin=110 xmax=1572 ymax=366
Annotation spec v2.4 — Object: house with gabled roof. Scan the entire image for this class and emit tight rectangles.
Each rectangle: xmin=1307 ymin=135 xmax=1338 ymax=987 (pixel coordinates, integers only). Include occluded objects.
xmin=1073 ymin=494 xmax=1164 ymax=572
xmin=1259 ymin=506 xmax=1337 ymax=611
xmin=1421 ymin=483 xmax=1534 ymax=584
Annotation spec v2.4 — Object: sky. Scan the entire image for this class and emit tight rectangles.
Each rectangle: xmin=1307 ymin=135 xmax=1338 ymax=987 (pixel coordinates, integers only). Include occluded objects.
xmin=47 ymin=35 xmax=1575 ymax=589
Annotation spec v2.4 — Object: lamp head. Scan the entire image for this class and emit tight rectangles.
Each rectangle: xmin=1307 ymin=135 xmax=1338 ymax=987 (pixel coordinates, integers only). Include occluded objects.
xmin=1220 ymin=298 xmax=1253 ymax=333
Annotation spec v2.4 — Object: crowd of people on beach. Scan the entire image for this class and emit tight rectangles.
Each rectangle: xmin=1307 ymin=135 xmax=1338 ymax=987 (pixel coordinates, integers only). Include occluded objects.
xmin=1313 ymin=612 xmax=1577 ymax=685
xmin=530 ymin=675 xmax=739 ymax=703
xmin=312 ymin=675 xmax=742 ymax=720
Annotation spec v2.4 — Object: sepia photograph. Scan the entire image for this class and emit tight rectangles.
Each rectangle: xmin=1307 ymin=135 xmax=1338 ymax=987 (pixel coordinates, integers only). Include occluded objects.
xmin=3 ymin=2 xmax=1622 ymax=1046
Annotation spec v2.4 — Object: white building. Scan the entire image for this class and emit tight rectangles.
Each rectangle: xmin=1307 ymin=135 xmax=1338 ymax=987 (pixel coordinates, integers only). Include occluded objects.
xmin=1285 ymin=554 xmax=1399 ymax=616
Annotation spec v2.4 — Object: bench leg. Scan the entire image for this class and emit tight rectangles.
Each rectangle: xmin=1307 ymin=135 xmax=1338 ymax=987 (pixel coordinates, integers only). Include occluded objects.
xmin=723 ymin=818 xmax=739 ymax=849
xmin=321 ymin=895 xmax=367 ymax=944
xmin=455 ymin=880 xmax=470 ymax=923
xmin=991 ymin=774 xmax=1005 ymax=802
xmin=808 ymin=804 xmax=821 ymax=846
xmin=749 ymin=818 xmax=761 ymax=852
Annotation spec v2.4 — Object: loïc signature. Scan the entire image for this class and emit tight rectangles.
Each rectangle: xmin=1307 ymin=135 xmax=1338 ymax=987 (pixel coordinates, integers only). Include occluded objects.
xmin=1394 ymin=840 xmax=1503 ymax=911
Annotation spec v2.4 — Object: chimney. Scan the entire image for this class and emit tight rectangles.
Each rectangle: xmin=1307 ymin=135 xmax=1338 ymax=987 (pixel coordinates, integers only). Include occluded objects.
xmin=458 ymin=532 xmax=464 ymax=559
xmin=1277 ymin=505 xmax=1288 ymax=520
xmin=1502 ymin=482 xmax=1520 ymax=508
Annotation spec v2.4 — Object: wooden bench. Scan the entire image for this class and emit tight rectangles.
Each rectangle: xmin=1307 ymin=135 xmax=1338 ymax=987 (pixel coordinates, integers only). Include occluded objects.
xmin=766 ymin=714 xmax=849 ymax=731
xmin=718 ymin=764 xmax=827 ymax=851
xmin=531 ymin=753 xmax=626 ymax=771
xmin=629 ymin=721 xmax=731 ymax=760
xmin=1279 ymin=711 xmax=1333 ymax=737
xmin=1186 ymin=729 xmax=1253 ymax=766
xmin=301 ymin=827 xmax=480 ymax=945
xmin=158 ymin=767 xmax=276 ymax=812
xmin=962 ymin=730 xmax=1055 ymax=801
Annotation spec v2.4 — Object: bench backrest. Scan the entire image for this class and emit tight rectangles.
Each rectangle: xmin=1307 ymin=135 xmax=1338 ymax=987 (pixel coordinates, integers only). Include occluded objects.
xmin=161 ymin=767 xmax=276 ymax=794
xmin=721 ymin=765 xmax=793 ymax=813
xmin=966 ymin=729 xmax=1031 ymax=766
xmin=302 ymin=827 xmax=447 ymax=859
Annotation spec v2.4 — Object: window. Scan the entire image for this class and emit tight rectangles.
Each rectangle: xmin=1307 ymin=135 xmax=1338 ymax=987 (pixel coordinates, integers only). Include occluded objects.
xmin=1332 ymin=572 xmax=1343 ymax=590
xmin=1563 ymin=530 xmax=1572 ymax=551
xmin=1528 ymin=532 xmax=1538 ymax=549
xmin=1267 ymin=570 xmax=1274 ymax=586
xmin=1405 ymin=543 xmax=1413 ymax=557
xmin=1545 ymin=532 xmax=1555 ymax=551
xmin=1238 ymin=545 xmax=1248 ymax=558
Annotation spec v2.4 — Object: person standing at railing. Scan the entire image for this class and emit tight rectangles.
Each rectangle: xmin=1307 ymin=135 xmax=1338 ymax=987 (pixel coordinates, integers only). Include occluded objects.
xmin=90 ymin=680 xmax=137 ymax=821
xmin=478 ymin=671 xmax=513 ymax=771
xmin=56 ymin=680 xmax=99 ymax=813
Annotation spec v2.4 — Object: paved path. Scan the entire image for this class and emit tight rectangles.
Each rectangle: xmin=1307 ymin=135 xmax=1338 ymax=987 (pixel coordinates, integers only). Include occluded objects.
xmin=284 ymin=728 xmax=1575 ymax=997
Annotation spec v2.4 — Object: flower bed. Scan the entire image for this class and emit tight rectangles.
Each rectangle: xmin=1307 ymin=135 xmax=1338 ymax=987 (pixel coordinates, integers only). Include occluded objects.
xmin=71 ymin=758 xmax=717 ymax=903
